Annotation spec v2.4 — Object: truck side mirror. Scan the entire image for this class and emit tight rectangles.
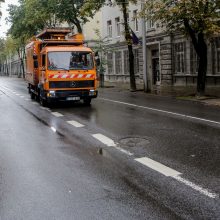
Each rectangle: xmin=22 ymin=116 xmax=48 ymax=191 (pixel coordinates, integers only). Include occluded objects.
xmin=96 ymin=58 xmax=100 ymax=66
xmin=34 ymin=60 xmax=38 ymax=68
xmin=95 ymin=52 xmax=100 ymax=66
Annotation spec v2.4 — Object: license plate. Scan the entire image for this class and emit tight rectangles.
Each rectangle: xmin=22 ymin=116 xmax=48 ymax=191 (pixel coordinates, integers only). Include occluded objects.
xmin=66 ymin=96 xmax=80 ymax=101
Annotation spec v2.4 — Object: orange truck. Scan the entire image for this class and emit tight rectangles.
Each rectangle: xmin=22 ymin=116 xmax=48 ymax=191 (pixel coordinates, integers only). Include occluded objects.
xmin=25 ymin=28 xmax=98 ymax=106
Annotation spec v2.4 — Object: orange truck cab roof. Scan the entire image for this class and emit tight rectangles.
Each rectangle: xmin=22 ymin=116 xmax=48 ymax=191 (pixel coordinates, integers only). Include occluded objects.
xmin=43 ymin=46 xmax=93 ymax=53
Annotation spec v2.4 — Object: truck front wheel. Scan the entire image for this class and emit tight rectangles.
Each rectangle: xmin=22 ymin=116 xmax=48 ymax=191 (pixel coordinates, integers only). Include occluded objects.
xmin=40 ymin=96 xmax=47 ymax=107
xmin=30 ymin=92 xmax=35 ymax=99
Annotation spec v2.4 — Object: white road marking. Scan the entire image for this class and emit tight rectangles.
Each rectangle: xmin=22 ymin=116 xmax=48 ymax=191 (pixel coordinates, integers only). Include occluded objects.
xmin=67 ymin=120 xmax=84 ymax=128
xmin=100 ymin=98 xmax=220 ymax=126
xmin=135 ymin=156 xmax=218 ymax=199
xmin=40 ymin=106 xmax=51 ymax=111
xmin=173 ymin=176 xmax=218 ymax=199
xmin=113 ymin=145 xmax=133 ymax=156
xmin=92 ymin=133 xmax=116 ymax=147
xmin=92 ymin=134 xmax=133 ymax=155
xmin=20 ymin=96 xmax=24 ymax=98
xmin=135 ymin=157 xmax=181 ymax=177
xmin=51 ymin=112 xmax=63 ymax=117
xmin=15 ymin=93 xmax=20 ymax=96
xmin=51 ymin=127 xmax=56 ymax=132
xmin=25 ymin=99 xmax=30 ymax=101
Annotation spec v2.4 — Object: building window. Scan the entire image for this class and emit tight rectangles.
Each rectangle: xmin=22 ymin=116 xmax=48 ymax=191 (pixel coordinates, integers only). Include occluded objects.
xmin=190 ymin=43 xmax=198 ymax=75
xmin=107 ymin=52 xmax=113 ymax=74
xmin=174 ymin=42 xmax=186 ymax=74
xmin=147 ymin=19 xmax=155 ymax=29
xmin=124 ymin=50 xmax=129 ymax=74
xmin=107 ymin=20 xmax=112 ymax=38
xmin=215 ymin=37 xmax=220 ymax=74
xmin=115 ymin=51 xmax=122 ymax=74
xmin=133 ymin=49 xmax=139 ymax=74
xmin=147 ymin=10 xmax=155 ymax=29
xmin=133 ymin=10 xmax=138 ymax=32
xmin=124 ymin=49 xmax=139 ymax=75
xmin=115 ymin=17 xmax=120 ymax=37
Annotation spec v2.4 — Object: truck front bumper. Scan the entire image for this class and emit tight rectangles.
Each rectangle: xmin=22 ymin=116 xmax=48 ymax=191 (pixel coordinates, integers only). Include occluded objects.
xmin=45 ymin=89 xmax=98 ymax=102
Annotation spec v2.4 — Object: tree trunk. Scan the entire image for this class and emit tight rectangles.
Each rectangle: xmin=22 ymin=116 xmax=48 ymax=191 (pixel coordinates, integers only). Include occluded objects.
xmin=196 ymin=33 xmax=207 ymax=96
xmin=184 ymin=19 xmax=207 ymax=96
xmin=74 ymin=20 xmax=82 ymax=34
xmin=122 ymin=2 xmax=136 ymax=91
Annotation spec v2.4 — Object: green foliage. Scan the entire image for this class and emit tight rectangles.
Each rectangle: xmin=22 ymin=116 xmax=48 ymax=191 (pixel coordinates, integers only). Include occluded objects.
xmin=55 ymin=0 xmax=92 ymax=33
xmin=0 ymin=36 xmax=18 ymax=62
xmin=142 ymin=0 xmax=220 ymax=36
xmin=0 ymin=0 xmax=5 ymax=17
xmin=142 ymin=0 xmax=220 ymax=95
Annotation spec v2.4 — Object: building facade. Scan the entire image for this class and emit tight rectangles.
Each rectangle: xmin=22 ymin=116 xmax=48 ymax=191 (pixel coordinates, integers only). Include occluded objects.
xmin=101 ymin=3 xmax=220 ymax=90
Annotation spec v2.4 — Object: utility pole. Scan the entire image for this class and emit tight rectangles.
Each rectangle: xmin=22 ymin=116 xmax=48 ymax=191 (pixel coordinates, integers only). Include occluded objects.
xmin=141 ymin=0 xmax=147 ymax=92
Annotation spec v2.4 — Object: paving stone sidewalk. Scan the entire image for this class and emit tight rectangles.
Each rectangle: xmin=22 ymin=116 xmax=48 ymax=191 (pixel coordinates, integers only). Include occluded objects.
xmin=101 ymin=81 xmax=220 ymax=108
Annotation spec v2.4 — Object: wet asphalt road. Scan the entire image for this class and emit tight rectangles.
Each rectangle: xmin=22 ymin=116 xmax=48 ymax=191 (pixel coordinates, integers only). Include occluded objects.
xmin=0 ymin=77 xmax=220 ymax=219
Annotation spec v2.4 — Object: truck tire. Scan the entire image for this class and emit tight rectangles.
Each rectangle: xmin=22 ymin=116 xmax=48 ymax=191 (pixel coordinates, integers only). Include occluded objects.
xmin=30 ymin=92 xmax=35 ymax=99
xmin=40 ymin=96 xmax=47 ymax=107
xmin=83 ymin=98 xmax=91 ymax=105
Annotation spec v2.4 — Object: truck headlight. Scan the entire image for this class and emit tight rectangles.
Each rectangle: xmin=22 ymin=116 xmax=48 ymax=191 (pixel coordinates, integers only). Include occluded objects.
xmin=47 ymin=90 xmax=56 ymax=97
xmin=89 ymin=90 xmax=95 ymax=96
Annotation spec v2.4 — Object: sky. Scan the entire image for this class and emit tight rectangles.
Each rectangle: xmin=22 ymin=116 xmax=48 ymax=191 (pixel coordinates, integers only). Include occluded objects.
xmin=0 ymin=0 xmax=19 ymax=38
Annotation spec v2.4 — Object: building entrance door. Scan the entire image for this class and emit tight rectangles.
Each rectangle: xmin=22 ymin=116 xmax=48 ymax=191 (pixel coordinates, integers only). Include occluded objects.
xmin=151 ymin=50 xmax=160 ymax=85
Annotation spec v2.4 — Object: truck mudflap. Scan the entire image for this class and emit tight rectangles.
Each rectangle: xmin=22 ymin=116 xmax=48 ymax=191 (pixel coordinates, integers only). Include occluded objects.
xmin=44 ymin=89 xmax=98 ymax=102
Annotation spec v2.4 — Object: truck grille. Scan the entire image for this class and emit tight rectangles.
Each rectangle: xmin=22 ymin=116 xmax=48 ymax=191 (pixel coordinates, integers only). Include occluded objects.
xmin=49 ymin=80 xmax=94 ymax=89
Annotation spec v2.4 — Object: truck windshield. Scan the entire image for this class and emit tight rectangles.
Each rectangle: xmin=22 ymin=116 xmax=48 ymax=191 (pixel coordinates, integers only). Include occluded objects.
xmin=48 ymin=51 xmax=94 ymax=70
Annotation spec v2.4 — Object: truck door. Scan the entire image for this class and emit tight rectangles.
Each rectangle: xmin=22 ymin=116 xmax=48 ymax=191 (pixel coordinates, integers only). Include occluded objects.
xmin=40 ymin=54 xmax=46 ymax=84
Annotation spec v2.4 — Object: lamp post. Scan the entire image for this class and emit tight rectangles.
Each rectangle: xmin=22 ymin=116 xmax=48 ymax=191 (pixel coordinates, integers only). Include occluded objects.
xmin=141 ymin=0 xmax=147 ymax=92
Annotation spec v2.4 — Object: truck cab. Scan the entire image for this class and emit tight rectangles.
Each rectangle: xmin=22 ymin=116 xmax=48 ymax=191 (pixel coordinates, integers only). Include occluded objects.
xmin=25 ymin=28 xmax=98 ymax=106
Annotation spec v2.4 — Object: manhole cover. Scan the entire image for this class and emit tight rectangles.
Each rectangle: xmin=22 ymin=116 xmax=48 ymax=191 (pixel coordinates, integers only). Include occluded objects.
xmin=119 ymin=137 xmax=150 ymax=148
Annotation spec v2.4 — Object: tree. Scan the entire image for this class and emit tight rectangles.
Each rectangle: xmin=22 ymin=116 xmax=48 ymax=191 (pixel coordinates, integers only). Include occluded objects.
xmin=82 ymin=0 xmax=137 ymax=91
xmin=55 ymin=0 xmax=95 ymax=33
xmin=142 ymin=0 xmax=220 ymax=96
xmin=0 ymin=36 xmax=17 ymax=76
xmin=0 ymin=0 xmax=5 ymax=17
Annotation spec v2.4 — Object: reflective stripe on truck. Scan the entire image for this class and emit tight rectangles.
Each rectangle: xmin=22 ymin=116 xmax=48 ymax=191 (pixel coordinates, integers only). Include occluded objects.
xmin=49 ymin=73 xmax=94 ymax=79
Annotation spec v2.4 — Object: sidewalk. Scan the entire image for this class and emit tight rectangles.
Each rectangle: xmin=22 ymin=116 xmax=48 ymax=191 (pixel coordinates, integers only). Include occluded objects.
xmin=100 ymin=81 xmax=220 ymax=108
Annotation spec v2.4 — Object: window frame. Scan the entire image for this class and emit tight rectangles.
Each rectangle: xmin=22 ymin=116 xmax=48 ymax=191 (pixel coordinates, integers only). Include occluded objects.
xmin=107 ymin=20 xmax=112 ymax=38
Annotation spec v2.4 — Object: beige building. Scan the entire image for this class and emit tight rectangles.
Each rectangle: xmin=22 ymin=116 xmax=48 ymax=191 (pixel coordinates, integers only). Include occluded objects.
xmin=100 ymin=2 xmax=220 ymax=91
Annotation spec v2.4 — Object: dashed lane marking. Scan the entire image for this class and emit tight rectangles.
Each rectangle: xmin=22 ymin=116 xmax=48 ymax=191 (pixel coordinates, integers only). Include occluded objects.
xmin=135 ymin=156 xmax=218 ymax=199
xmin=113 ymin=145 xmax=133 ymax=156
xmin=100 ymin=98 xmax=220 ymax=126
xmin=51 ymin=112 xmax=64 ymax=117
xmin=135 ymin=157 xmax=181 ymax=177
xmin=92 ymin=133 xmax=116 ymax=147
xmin=50 ymin=127 xmax=56 ymax=133
xmin=67 ymin=120 xmax=84 ymax=128
xmin=40 ymin=106 xmax=51 ymax=112
xmin=92 ymin=134 xmax=134 ymax=155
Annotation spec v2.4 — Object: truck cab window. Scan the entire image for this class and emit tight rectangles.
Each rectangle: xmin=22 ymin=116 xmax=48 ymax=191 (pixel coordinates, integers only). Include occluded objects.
xmin=42 ymin=54 xmax=46 ymax=67
xmin=48 ymin=51 xmax=94 ymax=70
